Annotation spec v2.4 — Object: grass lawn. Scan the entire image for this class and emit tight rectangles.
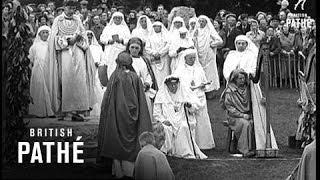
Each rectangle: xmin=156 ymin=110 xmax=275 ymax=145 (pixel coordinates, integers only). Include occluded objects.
xmin=3 ymin=88 xmax=304 ymax=180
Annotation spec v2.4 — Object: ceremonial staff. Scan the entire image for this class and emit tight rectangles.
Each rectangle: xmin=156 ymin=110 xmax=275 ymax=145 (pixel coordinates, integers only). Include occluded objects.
xmin=183 ymin=103 xmax=198 ymax=159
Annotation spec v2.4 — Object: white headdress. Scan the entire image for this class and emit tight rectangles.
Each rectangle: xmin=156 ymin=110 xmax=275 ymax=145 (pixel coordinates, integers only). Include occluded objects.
xmin=234 ymin=35 xmax=259 ymax=55
xmin=135 ymin=15 xmax=153 ymax=33
xmin=34 ymin=25 xmax=51 ymax=43
xmin=169 ymin=16 xmax=186 ymax=32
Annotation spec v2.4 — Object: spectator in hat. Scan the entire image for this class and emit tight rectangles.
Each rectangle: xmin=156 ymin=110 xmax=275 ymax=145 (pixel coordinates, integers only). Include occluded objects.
xmin=55 ymin=7 xmax=64 ymax=16
xmin=246 ymin=19 xmax=265 ymax=48
xmin=90 ymin=15 xmax=105 ymax=43
xmin=269 ymin=15 xmax=280 ymax=30
xmin=256 ymin=11 xmax=267 ymax=22
xmin=237 ymin=13 xmax=250 ymax=35
xmin=117 ymin=6 xmax=125 ymax=14
xmin=223 ymin=13 xmax=242 ymax=57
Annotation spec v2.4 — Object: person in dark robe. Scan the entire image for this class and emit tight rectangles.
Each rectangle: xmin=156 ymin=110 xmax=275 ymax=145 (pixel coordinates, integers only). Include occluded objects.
xmin=134 ymin=131 xmax=175 ymax=180
xmin=97 ymin=51 xmax=152 ymax=178
xmin=220 ymin=68 xmax=255 ymax=157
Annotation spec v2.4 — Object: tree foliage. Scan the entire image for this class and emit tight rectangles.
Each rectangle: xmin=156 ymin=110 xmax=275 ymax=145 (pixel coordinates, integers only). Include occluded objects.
xmin=4 ymin=5 xmax=33 ymax=163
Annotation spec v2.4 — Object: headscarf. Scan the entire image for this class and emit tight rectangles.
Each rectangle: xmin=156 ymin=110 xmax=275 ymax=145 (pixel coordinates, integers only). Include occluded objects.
xmin=134 ymin=15 xmax=153 ymax=33
xmin=220 ymin=68 xmax=250 ymax=111
xmin=131 ymin=15 xmax=153 ymax=43
xmin=86 ymin=30 xmax=103 ymax=63
xmin=169 ymin=16 xmax=186 ymax=32
xmin=154 ymin=75 xmax=198 ymax=105
xmin=86 ymin=30 xmax=99 ymax=46
xmin=194 ymin=15 xmax=222 ymax=67
xmin=175 ymin=48 xmax=202 ymax=71
xmin=188 ymin=17 xmax=198 ymax=37
xmin=34 ymin=25 xmax=51 ymax=43
xmin=223 ymin=35 xmax=259 ymax=80
xmin=234 ymin=35 xmax=258 ymax=55
xmin=196 ymin=15 xmax=220 ymax=39
xmin=107 ymin=11 xmax=128 ymax=27
xmin=150 ymin=21 xmax=168 ymax=36
xmin=100 ymin=11 xmax=130 ymax=44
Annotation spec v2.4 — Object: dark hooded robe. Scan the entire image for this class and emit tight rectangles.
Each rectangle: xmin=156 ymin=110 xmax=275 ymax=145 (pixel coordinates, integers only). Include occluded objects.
xmin=97 ymin=52 xmax=152 ymax=162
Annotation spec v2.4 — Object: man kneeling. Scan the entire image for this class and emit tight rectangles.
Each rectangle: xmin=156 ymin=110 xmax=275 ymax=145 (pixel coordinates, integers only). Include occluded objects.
xmin=220 ymin=69 xmax=255 ymax=157
xmin=134 ymin=131 xmax=175 ymax=180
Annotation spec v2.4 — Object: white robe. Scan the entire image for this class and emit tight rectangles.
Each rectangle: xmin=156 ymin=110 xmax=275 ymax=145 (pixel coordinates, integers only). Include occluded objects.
xmin=100 ymin=14 xmax=131 ymax=79
xmin=145 ymin=24 xmax=170 ymax=86
xmin=194 ymin=15 xmax=223 ymax=92
xmin=175 ymin=53 xmax=215 ymax=149
xmin=223 ymin=35 xmax=279 ymax=153
xmin=168 ymin=37 xmax=194 ymax=73
xmin=132 ymin=57 xmax=154 ymax=121
xmin=153 ymin=76 xmax=207 ymax=159
xmin=28 ymin=40 xmax=54 ymax=117
xmin=87 ymin=30 xmax=105 ymax=117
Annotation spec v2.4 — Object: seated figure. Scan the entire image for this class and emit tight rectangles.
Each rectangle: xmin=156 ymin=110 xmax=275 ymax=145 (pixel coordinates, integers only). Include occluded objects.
xmin=220 ymin=69 xmax=255 ymax=157
xmin=153 ymin=75 xmax=207 ymax=159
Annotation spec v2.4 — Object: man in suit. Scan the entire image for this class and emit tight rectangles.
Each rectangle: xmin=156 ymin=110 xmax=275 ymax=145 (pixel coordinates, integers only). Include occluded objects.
xmin=222 ymin=13 xmax=242 ymax=58
xmin=237 ymin=14 xmax=250 ymax=35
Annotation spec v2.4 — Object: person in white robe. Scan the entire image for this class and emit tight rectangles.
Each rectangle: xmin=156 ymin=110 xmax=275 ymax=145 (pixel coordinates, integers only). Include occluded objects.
xmin=145 ymin=21 xmax=170 ymax=86
xmin=153 ymin=75 xmax=207 ymax=159
xmin=168 ymin=27 xmax=195 ymax=73
xmin=175 ymin=48 xmax=215 ymax=150
xmin=126 ymin=37 xmax=158 ymax=121
xmin=131 ymin=15 xmax=153 ymax=44
xmin=28 ymin=25 xmax=54 ymax=117
xmin=223 ymin=35 xmax=279 ymax=154
xmin=100 ymin=12 xmax=131 ymax=79
xmin=86 ymin=30 xmax=105 ymax=117
xmin=188 ymin=17 xmax=198 ymax=37
xmin=47 ymin=3 xmax=96 ymax=120
xmin=193 ymin=15 xmax=223 ymax=99
xmin=168 ymin=16 xmax=186 ymax=40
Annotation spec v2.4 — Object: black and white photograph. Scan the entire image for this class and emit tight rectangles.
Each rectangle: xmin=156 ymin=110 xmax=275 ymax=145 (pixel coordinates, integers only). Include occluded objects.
xmin=1 ymin=0 xmax=317 ymax=179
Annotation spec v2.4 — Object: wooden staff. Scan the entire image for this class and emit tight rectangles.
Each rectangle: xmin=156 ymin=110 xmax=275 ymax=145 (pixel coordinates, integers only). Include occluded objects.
xmin=183 ymin=103 xmax=198 ymax=159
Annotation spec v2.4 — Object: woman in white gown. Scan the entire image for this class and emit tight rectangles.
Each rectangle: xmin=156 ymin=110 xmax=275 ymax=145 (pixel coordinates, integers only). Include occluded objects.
xmin=175 ymin=48 xmax=215 ymax=150
xmin=131 ymin=15 xmax=153 ymax=44
xmin=145 ymin=21 xmax=170 ymax=86
xmin=126 ymin=37 xmax=158 ymax=121
xmin=86 ymin=30 xmax=105 ymax=117
xmin=223 ymin=35 xmax=279 ymax=154
xmin=28 ymin=25 xmax=54 ymax=117
xmin=188 ymin=17 xmax=198 ymax=37
xmin=100 ymin=12 xmax=131 ymax=79
xmin=168 ymin=27 xmax=195 ymax=73
xmin=153 ymin=75 xmax=207 ymax=159
xmin=193 ymin=15 xmax=223 ymax=99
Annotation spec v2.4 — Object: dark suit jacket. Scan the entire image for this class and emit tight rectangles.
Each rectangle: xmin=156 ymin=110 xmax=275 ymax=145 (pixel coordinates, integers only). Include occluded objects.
xmin=237 ymin=24 xmax=250 ymax=35
xmin=224 ymin=27 xmax=243 ymax=51
xmin=265 ymin=36 xmax=281 ymax=55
